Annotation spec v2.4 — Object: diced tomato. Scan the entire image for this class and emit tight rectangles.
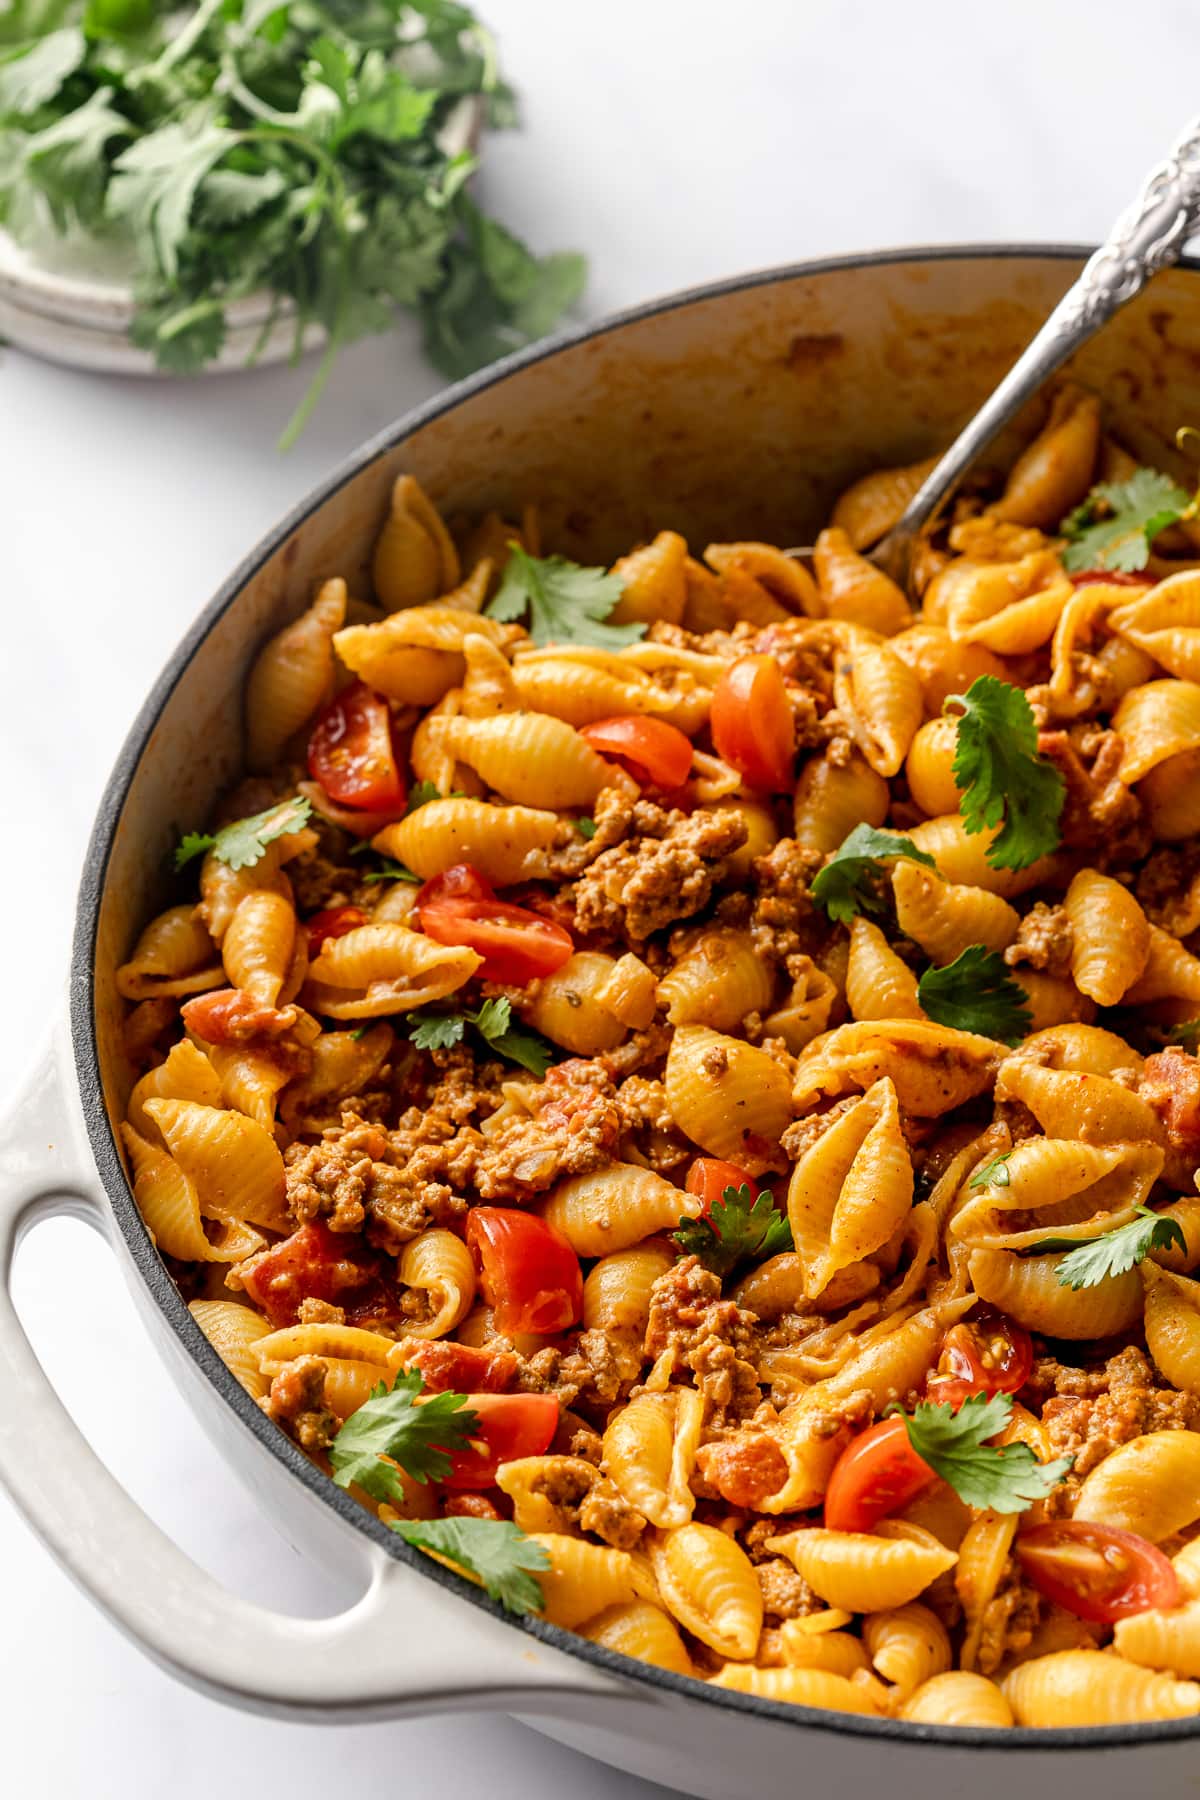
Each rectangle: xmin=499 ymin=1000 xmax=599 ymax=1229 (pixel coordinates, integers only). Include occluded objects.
xmin=181 ymin=987 xmax=295 ymax=1045
xmin=579 ymin=715 xmax=694 ymax=788
xmin=235 ymin=1220 xmax=392 ymax=1330
xmin=1069 ymin=571 xmax=1154 ymax=589
xmin=401 ymin=1339 xmax=517 ymax=1395
xmin=1141 ymin=1049 xmax=1200 ymax=1163
xmin=417 ymin=863 xmax=573 ymax=981
xmin=710 ymin=655 xmax=794 ymax=790
xmin=1016 ymin=1521 xmax=1181 ymax=1623
xmin=307 ymin=681 xmax=406 ymax=811
xmin=466 ymin=1207 xmax=584 ymax=1336
xmin=823 ymin=1416 xmax=936 ymax=1533
xmin=305 ymin=905 xmax=367 ymax=953
xmin=925 ymin=1310 xmax=1034 ymax=1410
xmin=698 ymin=1435 xmax=789 ymax=1508
xmin=439 ymin=1392 xmax=560 ymax=1489
xmin=686 ymin=1157 xmax=756 ymax=1215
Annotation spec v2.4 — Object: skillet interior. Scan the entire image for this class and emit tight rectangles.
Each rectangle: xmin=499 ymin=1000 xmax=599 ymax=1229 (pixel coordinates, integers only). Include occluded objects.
xmin=71 ymin=246 xmax=1200 ymax=1748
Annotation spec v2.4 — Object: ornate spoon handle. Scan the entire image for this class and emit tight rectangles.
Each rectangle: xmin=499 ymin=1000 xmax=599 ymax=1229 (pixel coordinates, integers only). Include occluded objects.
xmin=873 ymin=115 xmax=1200 ymax=581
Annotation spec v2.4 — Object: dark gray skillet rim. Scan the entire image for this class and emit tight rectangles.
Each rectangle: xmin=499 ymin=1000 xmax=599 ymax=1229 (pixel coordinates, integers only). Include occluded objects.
xmin=69 ymin=241 xmax=1200 ymax=1750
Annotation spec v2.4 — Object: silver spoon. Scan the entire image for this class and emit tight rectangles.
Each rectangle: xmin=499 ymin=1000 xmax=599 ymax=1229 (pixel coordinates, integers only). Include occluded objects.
xmin=870 ymin=116 xmax=1200 ymax=586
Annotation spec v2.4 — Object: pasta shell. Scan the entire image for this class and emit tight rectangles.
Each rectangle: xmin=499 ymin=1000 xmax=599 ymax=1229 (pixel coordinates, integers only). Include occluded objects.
xmin=611 ymin=530 xmax=689 ymax=625
xmin=1143 ymin=1262 xmax=1200 ymax=1393
xmin=521 ymin=952 xmax=628 ymax=1055
xmin=116 ymin=905 xmax=222 ymax=1001
xmin=813 ymin=527 xmax=912 ymax=635
xmin=143 ymin=1097 xmax=287 ymax=1231
xmin=602 ymin=1389 xmax=703 ymax=1530
xmin=787 ymin=1077 xmax=912 ymax=1297
xmin=844 ymin=918 xmax=923 ymax=1021
xmin=304 ymin=922 xmax=480 ymax=1019
xmin=1115 ymin=1599 xmax=1200 ymax=1678
xmin=833 ymin=639 xmax=923 ymax=777
xmin=996 ymin=1054 xmax=1167 ymax=1147
xmin=126 ymin=1038 xmax=223 ymax=1141
xmin=831 ymin=454 xmax=940 ymax=551
xmin=765 ymin=1522 xmax=956 ymax=1614
xmin=372 ymin=798 xmax=559 ymax=886
xmin=583 ymin=1601 xmax=694 ymax=1676
xmin=708 ymin=1665 xmax=880 ymax=1712
xmin=542 ymin=1166 xmax=699 ymax=1257
xmin=956 ymin=1512 xmax=1017 ymax=1672
xmin=244 ymin=578 xmax=345 ymax=771
xmin=1138 ymin=747 xmax=1200 ymax=841
xmin=511 ymin=645 xmax=710 ymax=732
xmin=778 ymin=1623 xmax=869 ymax=1677
xmin=335 ymin=606 xmax=518 ymax=706
xmin=863 ymin=1603 xmax=951 ymax=1696
xmin=888 ymin=622 xmax=1006 ymax=713
xmin=1002 ymin=1650 xmax=1200 ymax=1726
xmin=793 ymin=751 xmax=889 ymax=859
xmin=397 ymin=1228 xmax=475 ymax=1339
xmin=438 ymin=711 xmax=614 ymax=808
xmin=891 ymin=861 xmax=1019 ymax=964
xmin=371 ymin=473 xmax=460 ymax=611
xmin=658 ymin=928 xmax=775 ymax=1031
xmin=904 ymin=813 xmax=1059 ymax=898
xmin=1114 ymin=679 xmax=1200 ymax=784
xmin=651 ymin=1522 xmax=763 ymax=1660
xmin=704 ymin=542 xmax=820 ymax=616
xmin=1110 ymin=572 xmax=1200 ymax=682
xmin=1073 ymin=1431 xmax=1200 ymax=1540
xmin=1121 ymin=923 xmax=1200 ymax=1006
xmin=583 ymin=1242 xmax=674 ymax=1335
xmin=901 ymin=1671 xmax=1013 ymax=1727
xmin=189 ymin=1300 xmax=272 ymax=1398
xmin=950 ymin=1137 xmax=1163 ymax=1250
xmin=665 ymin=1025 xmax=793 ymax=1173
xmin=121 ymin=1125 xmax=259 ymax=1264
xmin=793 ymin=1020 xmax=1003 ymax=1116
xmin=967 ymin=1246 xmax=1143 ymax=1339
xmin=1063 ymin=869 xmax=1151 ymax=1005
xmin=222 ymin=889 xmax=296 ymax=1008
xmin=989 ymin=386 xmax=1101 ymax=528
xmin=529 ymin=1534 xmax=637 ymax=1630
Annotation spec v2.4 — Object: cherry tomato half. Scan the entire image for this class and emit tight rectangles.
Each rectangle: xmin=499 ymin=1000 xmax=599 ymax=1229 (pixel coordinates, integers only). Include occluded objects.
xmin=307 ymin=681 xmax=406 ymax=811
xmin=579 ymin=715 xmax=694 ymax=789
xmin=710 ymin=655 xmax=794 ymax=790
xmin=400 ymin=1339 xmax=517 ymax=1395
xmin=925 ymin=1310 xmax=1034 ymax=1410
xmin=823 ymin=1416 xmax=936 ymax=1534
xmin=466 ymin=1207 xmax=584 ymax=1337
xmin=305 ymin=905 xmax=368 ymax=954
xmin=1016 ymin=1521 xmax=1181 ymax=1624
xmin=439 ymin=1392 xmax=560 ymax=1489
xmin=417 ymin=863 xmax=574 ymax=983
xmin=181 ymin=987 xmax=295 ymax=1045
xmin=686 ymin=1157 xmax=756 ymax=1215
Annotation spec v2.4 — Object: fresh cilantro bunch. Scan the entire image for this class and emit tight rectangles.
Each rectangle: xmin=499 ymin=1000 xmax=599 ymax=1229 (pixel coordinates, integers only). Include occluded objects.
xmin=673 ymin=1183 xmax=792 ymax=1279
xmin=174 ymin=792 xmax=311 ymax=871
xmin=894 ymin=1393 xmax=1072 ymax=1513
xmin=917 ymin=945 xmax=1032 ymax=1045
xmin=947 ymin=677 xmax=1065 ymax=871
xmin=1031 ymin=1205 xmax=1187 ymax=1290
xmin=1060 ymin=468 xmax=1192 ymax=573
xmin=809 ymin=825 xmax=937 ymax=926
xmin=0 ymin=2 xmax=585 ymax=446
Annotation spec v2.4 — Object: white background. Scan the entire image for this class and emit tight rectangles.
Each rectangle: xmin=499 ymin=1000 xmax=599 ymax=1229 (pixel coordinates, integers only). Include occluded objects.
xmin=4 ymin=2 xmax=1200 ymax=1794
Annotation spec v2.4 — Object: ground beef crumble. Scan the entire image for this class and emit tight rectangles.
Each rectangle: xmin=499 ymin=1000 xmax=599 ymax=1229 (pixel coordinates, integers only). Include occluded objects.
xmin=570 ymin=799 xmax=747 ymax=942
xmin=474 ymin=1059 xmax=622 ymax=1199
xmin=974 ymin=1564 xmax=1043 ymax=1677
xmin=261 ymin=1354 xmax=338 ymax=1451
xmin=1004 ymin=902 xmax=1073 ymax=977
xmin=1024 ymin=1345 xmax=1200 ymax=1481
xmin=644 ymin=1257 xmax=762 ymax=1422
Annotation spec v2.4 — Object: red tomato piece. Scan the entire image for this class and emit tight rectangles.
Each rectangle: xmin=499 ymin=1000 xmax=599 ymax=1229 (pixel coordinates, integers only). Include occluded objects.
xmin=710 ymin=654 xmax=794 ymax=791
xmin=401 ymin=1339 xmax=517 ymax=1395
xmin=1016 ymin=1521 xmax=1181 ymax=1623
xmin=823 ymin=1416 xmax=937 ymax=1533
xmin=466 ymin=1207 xmax=584 ymax=1337
xmin=439 ymin=1392 xmax=560 ymax=1489
xmin=235 ymin=1220 xmax=392 ymax=1330
xmin=579 ymin=715 xmax=694 ymax=788
xmin=181 ymin=987 xmax=295 ymax=1045
xmin=307 ymin=680 xmax=406 ymax=811
xmin=305 ymin=905 xmax=368 ymax=953
xmin=686 ymin=1157 xmax=756 ymax=1215
xmin=417 ymin=864 xmax=573 ymax=982
xmin=697 ymin=1435 xmax=789 ymax=1508
xmin=925 ymin=1310 xmax=1034 ymax=1410
xmin=1069 ymin=571 xmax=1154 ymax=589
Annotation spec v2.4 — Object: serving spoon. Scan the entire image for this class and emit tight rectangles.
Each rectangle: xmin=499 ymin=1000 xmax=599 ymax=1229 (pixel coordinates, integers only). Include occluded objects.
xmin=870 ymin=115 xmax=1200 ymax=585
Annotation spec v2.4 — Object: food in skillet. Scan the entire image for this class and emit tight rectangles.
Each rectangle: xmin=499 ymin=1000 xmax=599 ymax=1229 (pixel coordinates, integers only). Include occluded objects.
xmin=117 ymin=384 xmax=1200 ymax=1727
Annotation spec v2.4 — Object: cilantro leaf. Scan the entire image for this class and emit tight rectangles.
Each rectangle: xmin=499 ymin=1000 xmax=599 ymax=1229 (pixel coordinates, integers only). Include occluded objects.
xmin=1160 ymin=1019 xmax=1200 ymax=1053
xmin=487 ymin=543 xmax=644 ymax=650
xmin=174 ymin=794 xmax=311 ymax=873
xmin=361 ymin=857 xmax=421 ymax=885
xmin=408 ymin=997 xmax=554 ymax=1076
xmin=968 ymin=1151 xmax=1014 ymax=1191
xmin=328 ymin=1372 xmax=478 ymax=1500
xmin=1060 ymin=468 xmax=1192 ymax=574
xmin=1030 ymin=1205 xmax=1188 ymax=1290
xmin=14 ymin=88 xmax=132 ymax=232
xmin=109 ymin=116 xmax=239 ymax=281
xmin=673 ymin=1183 xmax=793 ymax=1279
xmin=917 ymin=945 xmax=1031 ymax=1044
xmin=575 ymin=817 xmax=597 ymax=840
xmin=406 ymin=780 xmax=448 ymax=814
xmin=388 ymin=1515 xmax=549 ymax=1617
xmin=809 ymin=825 xmax=937 ymax=926
xmin=948 ymin=677 xmax=1065 ymax=870
xmin=0 ymin=26 xmax=83 ymax=116
xmin=896 ymin=1394 xmax=1073 ymax=1513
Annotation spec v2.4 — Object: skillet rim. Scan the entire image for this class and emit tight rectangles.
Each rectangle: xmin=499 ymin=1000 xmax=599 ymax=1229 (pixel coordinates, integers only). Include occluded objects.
xmin=69 ymin=241 xmax=1200 ymax=1750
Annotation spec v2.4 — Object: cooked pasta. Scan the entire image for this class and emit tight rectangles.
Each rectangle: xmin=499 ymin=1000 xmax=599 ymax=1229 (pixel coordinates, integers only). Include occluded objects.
xmin=116 ymin=399 xmax=1200 ymax=1727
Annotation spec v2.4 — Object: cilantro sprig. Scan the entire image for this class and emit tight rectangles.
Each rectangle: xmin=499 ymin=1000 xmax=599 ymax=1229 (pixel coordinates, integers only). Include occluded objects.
xmin=917 ymin=946 xmax=1032 ymax=1045
xmin=1030 ymin=1205 xmax=1187 ymax=1290
xmin=388 ymin=1516 xmax=550 ymax=1616
xmin=409 ymin=996 xmax=553 ymax=1076
xmin=0 ymin=7 xmax=584 ymax=445
xmin=674 ymin=1183 xmax=793 ymax=1279
xmin=809 ymin=825 xmax=937 ymax=926
xmin=329 ymin=1372 xmax=478 ymax=1499
xmin=486 ymin=544 xmax=644 ymax=650
xmin=1060 ymin=468 xmax=1192 ymax=573
xmin=947 ymin=677 xmax=1065 ymax=871
xmin=174 ymin=794 xmax=311 ymax=872
xmin=967 ymin=1152 xmax=1014 ymax=1191
xmin=361 ymin=857 xmax=421 ymax=886
xmin=893 ymin=1393 xmax=1073 ymax=1513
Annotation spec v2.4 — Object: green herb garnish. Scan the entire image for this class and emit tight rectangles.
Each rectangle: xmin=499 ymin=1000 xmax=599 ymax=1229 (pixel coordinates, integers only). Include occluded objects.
xmin=486 ymin=544 xmax=643 ymax=649
xmin=174 ymin=794 xmax=311 ymax=872
xmin=809 ymin=825 xmax=937 ymax=926
xmin=893 ymin=1393 xmax=1073 ymax=1513
xmin=1030 ymin=1205 xmax=1188 ymax=1290
xmin=1060 ymin=468 xmax=1192 ymax=573
xmin=673 ymin=1183 xmax=793 ymax=1279
xmin=408 ymin=995 xmax=552 ymax=1076
xmin=948 ymin=677 xmax=1065 ymax=870
xmin=388 ymin=1516 xmax=549 ymax=1617
xmin=917 ymin=946 xmax=1032 ymax=1045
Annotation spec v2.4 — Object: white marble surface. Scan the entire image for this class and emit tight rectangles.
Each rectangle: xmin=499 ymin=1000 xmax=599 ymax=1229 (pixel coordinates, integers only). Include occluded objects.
xmin=3 ymin=1 xmax=1199 ymax=1793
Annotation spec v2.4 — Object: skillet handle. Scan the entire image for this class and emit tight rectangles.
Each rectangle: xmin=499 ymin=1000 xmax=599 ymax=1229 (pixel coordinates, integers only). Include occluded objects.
xmin=0 ymin=1033 xmax=642 ymax=1723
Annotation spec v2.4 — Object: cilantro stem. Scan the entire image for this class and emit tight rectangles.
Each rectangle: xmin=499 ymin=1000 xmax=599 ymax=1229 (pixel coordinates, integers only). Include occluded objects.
xmin=277 ymin=330 xmax=341 ymax=452
xmin=151 ymin=0 xmax=224 ymax=75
